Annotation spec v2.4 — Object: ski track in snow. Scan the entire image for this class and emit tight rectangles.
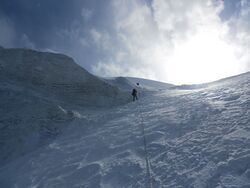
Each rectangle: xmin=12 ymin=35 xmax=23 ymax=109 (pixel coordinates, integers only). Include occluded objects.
xmin=0 ymin=74 xmax=250 ymax=188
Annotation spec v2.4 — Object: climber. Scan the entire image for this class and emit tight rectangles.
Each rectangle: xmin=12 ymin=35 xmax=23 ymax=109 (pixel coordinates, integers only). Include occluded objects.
xmin=131 ymin=88 xmax=138 ymax=101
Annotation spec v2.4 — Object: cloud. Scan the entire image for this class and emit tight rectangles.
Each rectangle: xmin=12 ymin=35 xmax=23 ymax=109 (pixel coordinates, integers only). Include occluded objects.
xmin=240 ymin=0 xmax=250 ymax=17
xmin=1 ymin=0 xmax=248 ymax=84
xmin=92 ymin=0 xmax=160 ymax=79
xmin=81 ymin=8 xmax=93 ymax=22
xmin=225 ymin=0 xmax=250 ymax=71
xmin=0 ymin=14 xmax=35 ymax=49
xmin=0 ymin=14 xmax=16 ymax=47
xmin=91 ymin=0 xmax=250 ymax=84
xmin=57 ymin=20 xmax=91 ymax=49
xmin=89 ymin=29 xmax=113 ymax=51
xmin=92 ymin=60 xmax=156 ymax=79
xmin=21 ymin=34 xmax=35 ymax=49
xmin=57 ymin=21 xmax=82 ymax=41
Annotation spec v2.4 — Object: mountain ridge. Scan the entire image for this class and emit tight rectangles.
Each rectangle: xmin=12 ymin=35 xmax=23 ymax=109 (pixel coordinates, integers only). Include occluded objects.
xmin=0 ymin=47 xmax=130 ymax=107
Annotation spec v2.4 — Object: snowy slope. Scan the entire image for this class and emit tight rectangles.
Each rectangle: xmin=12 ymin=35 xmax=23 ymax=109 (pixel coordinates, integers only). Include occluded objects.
xmin=0 ymin=47 xmax=130 ymax=106
xmin=102 ymin=76 xmax=174 ymax=92
xmin=101 ymin=77 xmax=135 ymax=91
xmin=126 ymin=77 xmax=174 ymax=91
xmin=174 ymin=71 xmax=250 ymax=90
xmin=0 ymin=47 xmax=130 ymax=167
xmin=0 ymin=70 xmax=249 ymax=187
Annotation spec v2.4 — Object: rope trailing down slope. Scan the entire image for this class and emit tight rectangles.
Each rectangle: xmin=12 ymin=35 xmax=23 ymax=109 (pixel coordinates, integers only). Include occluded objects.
xmin=137 ymin=100 xmax=153 ymax=188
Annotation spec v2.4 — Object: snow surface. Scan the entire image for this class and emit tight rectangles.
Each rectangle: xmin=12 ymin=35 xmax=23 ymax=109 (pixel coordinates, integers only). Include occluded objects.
xmin=0 ymin=47 xmax=250 ymax=188
xmin=126 ymin=77 xmax=174 ymax=91
xmin=102 ymin=77 xmax=174 ymax=92
xmin=101 ymin=77 xmax=135 ymax=92
xmin=1 ymin=70 xmax=249 ymax=187
xmin=0 ymin=47 xmax=130 ymax=107
xmin=0 ymin=47 xmax=130 ymax=168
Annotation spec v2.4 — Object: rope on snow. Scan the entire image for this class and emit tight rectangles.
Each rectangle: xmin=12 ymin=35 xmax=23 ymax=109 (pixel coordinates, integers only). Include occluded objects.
xmin=137 ymin=100 xmax=153 ymax=188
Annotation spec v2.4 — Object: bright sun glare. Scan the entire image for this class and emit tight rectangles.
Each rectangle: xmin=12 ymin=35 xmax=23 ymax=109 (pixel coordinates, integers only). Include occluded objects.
xmin=166 ymin=29 xmax=241 ymax=85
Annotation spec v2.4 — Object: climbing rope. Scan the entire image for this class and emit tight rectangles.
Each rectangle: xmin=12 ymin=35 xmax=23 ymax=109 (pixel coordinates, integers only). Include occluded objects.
xmin=137 ymin=100 xmax=153 ymax=188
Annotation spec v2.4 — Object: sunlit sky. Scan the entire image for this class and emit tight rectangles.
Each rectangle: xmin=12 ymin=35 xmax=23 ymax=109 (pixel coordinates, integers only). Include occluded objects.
xmin=0 ymin=0 xmax=250 ymax=84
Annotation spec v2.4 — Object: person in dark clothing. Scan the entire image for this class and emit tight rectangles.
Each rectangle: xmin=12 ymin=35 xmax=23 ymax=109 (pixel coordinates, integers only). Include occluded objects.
xmin=132 ymin=88 xmax=138 ymax=101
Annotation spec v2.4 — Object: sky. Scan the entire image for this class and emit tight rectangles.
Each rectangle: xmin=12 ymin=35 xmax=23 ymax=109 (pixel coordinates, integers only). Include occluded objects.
xmin=0 ymin=0 xmax=250 ymax=84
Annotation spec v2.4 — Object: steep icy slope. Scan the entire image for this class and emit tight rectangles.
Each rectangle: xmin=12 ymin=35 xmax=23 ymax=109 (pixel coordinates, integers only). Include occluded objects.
xmin=0 ymin=47 xmax=129 ymax=106
xmin=102 ymin=77 xmax=174 ymax=92
xmin=0 ymin=47 xmax=129 ymax=166
xmin=174 ymin=71 xmax=250 ymax=90
xmin=101 ymin=77 xmax=135 ymax=91
xmin=126 ymin=77 xmax=174 ymax=91
xmin=0 ymin=71 xmax=249 ymax=187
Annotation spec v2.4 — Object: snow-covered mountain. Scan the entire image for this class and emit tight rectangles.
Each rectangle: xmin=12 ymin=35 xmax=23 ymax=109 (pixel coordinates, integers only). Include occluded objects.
xmin=0 ymin=47 xmax=129 ymax=107
xmin=102 ymin=77 xmax=174 ymax=92
xmin=0 ymin=47 xmax=130 ymax=167
xmin=126 ymin=77 xmax=174 ymax=91
xmin=0 ymin=47 xmax=249 ymax=188
xmin=101 ymin=77 xmax=135 ymax=91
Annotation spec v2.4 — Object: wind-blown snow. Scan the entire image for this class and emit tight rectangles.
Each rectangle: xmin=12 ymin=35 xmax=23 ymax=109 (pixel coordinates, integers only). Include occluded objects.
xmin=102 ymin=77 xmax=174 ymax=92
xmin=0 ymin=47 xmax=129 ymax=107
xmin=101 ymin=77 xmax=135 ymax=92
xmin=1 ymin=70 xmax=249 ymax=187
xmin=126 ymin=77 xmax=174 ymax=91
xmin=0 ymin=47 xmax=130 ymax=167
xmin=0 ymin=47 xmax=249 ymax=188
